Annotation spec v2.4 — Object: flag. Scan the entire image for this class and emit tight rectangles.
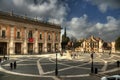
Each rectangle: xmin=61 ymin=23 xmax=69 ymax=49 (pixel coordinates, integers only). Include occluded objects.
xmin=28 ymin=38 xmax=34 ymax=42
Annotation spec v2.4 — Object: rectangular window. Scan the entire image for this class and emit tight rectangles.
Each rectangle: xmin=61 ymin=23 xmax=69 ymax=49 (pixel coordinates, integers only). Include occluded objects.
xmin=17 ymin=32 xmax=20 ymax=39
xmin=40 ymin=33 xmax=42 ymax=40
xmin=48 ymin=35 xmax=50 ymax=40
xmin=2 ymin=30 xmax=6 ymax=38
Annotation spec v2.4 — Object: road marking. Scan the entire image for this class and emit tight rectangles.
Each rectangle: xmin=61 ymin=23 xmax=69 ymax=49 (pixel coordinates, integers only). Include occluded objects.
xmin=52 ymin=76 xmax=61 ymax=80
xmin=2 ymin=64 xmax=36 ymax=66
xmin=101 ymin=61 xmax=108 ymax=71
xmin=37 ymin=58 xmax=44 ymax=75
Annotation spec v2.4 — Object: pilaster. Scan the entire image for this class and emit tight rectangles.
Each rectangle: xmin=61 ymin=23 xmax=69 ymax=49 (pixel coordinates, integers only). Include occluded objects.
xmin=9 ymin=26 xmax=15 ymax=54
xmin=52 ymin=31 xmax=55 ymax=52
xmin=111 ymin=42 xmax=115 ymax=53
xmin=99 ymin=40 xmax=103 ymax=53
xmin=23 ymin=28 xmax=27 ymax=54
xmin=59 ymin=32 xmax=62 ymax=51
xmin=34 ymin=30 xmax=38 ymax=54
xmin=44 ymin=31 xmax=47 ymax=52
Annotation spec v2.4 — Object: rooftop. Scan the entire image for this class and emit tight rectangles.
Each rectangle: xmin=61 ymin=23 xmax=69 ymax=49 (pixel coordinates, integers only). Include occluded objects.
xmin=0 ymin=11 xmax=61 ymax=29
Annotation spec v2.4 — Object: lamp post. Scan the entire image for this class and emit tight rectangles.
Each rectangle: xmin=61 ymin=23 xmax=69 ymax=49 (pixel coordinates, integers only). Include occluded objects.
xmin=90 ymin=41 xmax=94 ymax=73
xmin=3 ymin=47 xmax=5 ymax=60
xmin=91 ymin=52 xmax=94 ymax=73
xmin=55 ymin=50 xmax=58 ymax=76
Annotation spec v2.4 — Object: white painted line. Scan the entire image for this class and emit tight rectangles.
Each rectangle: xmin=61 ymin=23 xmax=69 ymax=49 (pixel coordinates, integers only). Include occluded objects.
xmin=52 ymin=76 xmax=61 ymax=80
xmin=37 ymin=58 xmax=44 ymax=75
xmin=2 ymin=64 xmax=36 ymax=66
xmin=101 ymin=61 xmax=108 ymax=71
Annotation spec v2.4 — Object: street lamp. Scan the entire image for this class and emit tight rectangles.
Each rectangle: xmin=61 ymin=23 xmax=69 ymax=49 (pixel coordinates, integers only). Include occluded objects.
xmin=90 ymin=40 xmax=94 ymax=73
xmin=3 ymin=47 xmax=5 ymax=60
xmin=55 ymin=49 xmax=58 ymax=76
xmin=91 ymin=52 xmax=94 ymax=73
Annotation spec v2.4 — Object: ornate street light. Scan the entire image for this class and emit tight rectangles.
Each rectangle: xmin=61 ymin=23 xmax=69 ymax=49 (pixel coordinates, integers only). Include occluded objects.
xmin=55 ymin=49 xmax=58 ymax=76
xmin=90 ymin=40 xmax=94 ymax=73
xmin=91 ymin=52 xmax=94 ymax=73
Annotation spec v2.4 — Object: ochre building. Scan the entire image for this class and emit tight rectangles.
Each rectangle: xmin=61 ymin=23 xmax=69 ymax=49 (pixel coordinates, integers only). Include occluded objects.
xmin=0 ymin=11 xmax=61 ymax=55
xmin=75 ymin=35 xmax=115 ymax=53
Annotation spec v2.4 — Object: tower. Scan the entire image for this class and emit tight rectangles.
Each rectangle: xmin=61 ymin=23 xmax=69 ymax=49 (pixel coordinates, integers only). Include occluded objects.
xmin=64 ymin=27 xmax=67 ymax=38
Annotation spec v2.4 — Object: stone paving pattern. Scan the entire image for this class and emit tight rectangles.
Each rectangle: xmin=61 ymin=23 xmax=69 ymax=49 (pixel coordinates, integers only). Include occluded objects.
xmin=0 ymin=52 xmax=120 ymax=80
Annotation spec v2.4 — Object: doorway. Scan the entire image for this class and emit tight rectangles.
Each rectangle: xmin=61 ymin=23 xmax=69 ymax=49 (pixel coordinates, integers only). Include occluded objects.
xmin=0 ymin=42 xmax=7 ymax=55
xmin=38 ymin=43 xmax=43 ymax=54
xmin=15 ymin=43 xmax=21 ymax=54
xmin=47 ymin=43 xmax=51 ymax=52
xmin=28 ymin=43 xmax=33 ymax=54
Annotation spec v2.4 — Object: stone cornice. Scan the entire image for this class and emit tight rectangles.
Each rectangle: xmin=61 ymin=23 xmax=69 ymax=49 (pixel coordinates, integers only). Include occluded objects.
xmin=0 ymin=11 xmax=61 ymax=29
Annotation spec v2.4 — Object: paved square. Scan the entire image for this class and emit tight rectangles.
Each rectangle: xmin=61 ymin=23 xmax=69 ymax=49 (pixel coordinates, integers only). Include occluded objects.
xmin=0 ymin=52 xmax=120 ymax=80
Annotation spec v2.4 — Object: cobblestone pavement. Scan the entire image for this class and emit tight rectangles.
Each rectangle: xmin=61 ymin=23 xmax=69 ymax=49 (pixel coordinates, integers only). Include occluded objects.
xmin=0 ymin=53 xmax=120 ymax=80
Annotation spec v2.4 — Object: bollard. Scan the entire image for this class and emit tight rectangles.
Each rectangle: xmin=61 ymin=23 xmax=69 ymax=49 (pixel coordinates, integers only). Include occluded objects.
xmin=117 ymin=61 xmax=120 ymax=67
xmin=95 ymin=68 xmax=98 ymax=74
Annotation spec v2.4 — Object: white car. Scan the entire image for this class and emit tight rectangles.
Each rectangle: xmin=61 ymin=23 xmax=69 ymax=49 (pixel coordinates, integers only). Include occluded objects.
xmin=101 ymin=75 xmax=120 ymax=80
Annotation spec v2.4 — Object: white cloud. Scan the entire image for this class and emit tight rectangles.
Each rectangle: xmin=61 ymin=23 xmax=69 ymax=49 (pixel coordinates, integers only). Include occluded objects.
xmin=66 ymin=14 xmax=92 ymax=38
xmin=0 ymin=0 xmax=68 ymax=24
xmin=66 ymin=15 xmax=120 ymax=41
xmin=87 ymin=0 xmax=120 ymax=13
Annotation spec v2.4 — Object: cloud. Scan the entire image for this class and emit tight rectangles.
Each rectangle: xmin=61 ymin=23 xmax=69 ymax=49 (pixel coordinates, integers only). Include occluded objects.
xmin=66 ymin=15 xmax=120 ymax=41
xmin=66 ymin=14 xmax=92 ymax=38
xmin=0 ymin=0 xmax=68 ymax=24
xmin=86 ymin=0 xmax=120 ymax=13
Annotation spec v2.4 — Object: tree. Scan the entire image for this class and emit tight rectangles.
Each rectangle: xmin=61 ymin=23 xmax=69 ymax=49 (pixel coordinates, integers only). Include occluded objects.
xmin=115 ymin=36 xmax=120 ymax=50
xmin=61 ymin=27 xmax=70 ymax=49
xmin=73 ymin=41 xmax=82 ymax=48
xmin=61 ymin=34 xmax=70 ymax=49
xmin=70 ymin=36 xmax=82 ymax=48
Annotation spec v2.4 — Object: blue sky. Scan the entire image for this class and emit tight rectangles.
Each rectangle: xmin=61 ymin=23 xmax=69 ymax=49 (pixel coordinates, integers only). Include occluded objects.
xmin=0 ymin=0 xmax=120 ymax=41
xmin=66 ymin=0 xmax=120 ymax=23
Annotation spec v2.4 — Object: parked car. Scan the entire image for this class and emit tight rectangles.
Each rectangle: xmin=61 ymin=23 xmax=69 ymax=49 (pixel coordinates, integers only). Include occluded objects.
xmin=101 ymin=75 xmax=120 ymax=80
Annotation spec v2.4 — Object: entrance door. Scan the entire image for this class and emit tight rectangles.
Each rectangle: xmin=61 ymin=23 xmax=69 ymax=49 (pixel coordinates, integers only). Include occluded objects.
xmin=15 ymin=43 xmax=21 ymax=54
xmin=55 ymin=43 xmax=58 ymax=51
xmin=28 ymin=43 xmax=33 ymax=54
xmin=38 ymin=43 xmax=43 ymax=54
xmin=0 ymin=42 xmax=7 ymax=55
xmin=47 ymin=43 xmax=51 ymax=52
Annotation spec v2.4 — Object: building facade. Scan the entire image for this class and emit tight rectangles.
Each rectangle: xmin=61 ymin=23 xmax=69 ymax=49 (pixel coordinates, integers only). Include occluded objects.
xmin=0 ymin=11 xmax=61 ymax=55
xmin=75 ymin=35 xmax=115 ymax=53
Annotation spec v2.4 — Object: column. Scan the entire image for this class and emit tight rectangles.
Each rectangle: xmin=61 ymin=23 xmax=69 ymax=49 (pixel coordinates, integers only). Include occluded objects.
xmin=111 ymin=42 xmax=115 ymax=53
xmin=83 ymin=41 xmax=85 ymax=52
xmin=23 ymin=28 xmax=27 ymax=54
xmin=44 ymin=31 xmax=47 ymax=52
xmin=9 ymin=26 xmax=15 ymax=54
xmin=34 ymin=30 xmax=38 ymax=54
xmin=99 ymin=40 xmax=103 ymax=53
xmin=52 ymin=31 xmax=55 ymax=52
xmin=59 ymin=32 xmax=62 ymax=51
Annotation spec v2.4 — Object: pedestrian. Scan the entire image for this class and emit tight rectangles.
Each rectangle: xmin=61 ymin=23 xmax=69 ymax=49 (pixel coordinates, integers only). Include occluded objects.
xmin=14 ymin=61 xmax=17 ymax=69
xmin=10 ymin=63 xmax=13 ymax=70
xmin=109 ymin=51 xmax=111 ymax=56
